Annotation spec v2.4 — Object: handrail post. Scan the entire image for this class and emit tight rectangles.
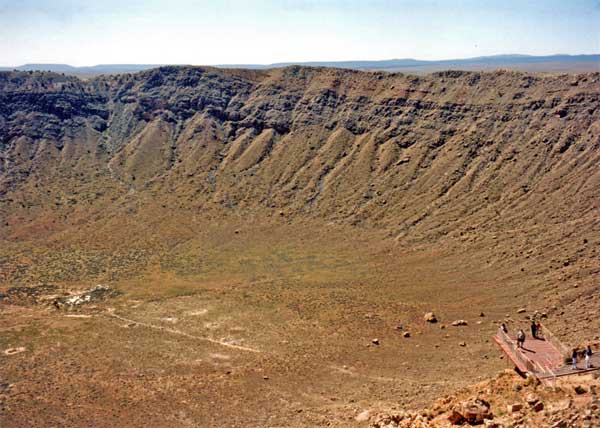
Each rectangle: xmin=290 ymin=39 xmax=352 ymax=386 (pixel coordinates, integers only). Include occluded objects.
xmin=539 ymin=322 xmax=569 ymax=357
xmin=495 ymin=329 xmax=541 ymax=377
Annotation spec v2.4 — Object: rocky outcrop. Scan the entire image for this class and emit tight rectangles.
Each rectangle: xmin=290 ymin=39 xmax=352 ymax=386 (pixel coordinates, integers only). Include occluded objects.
xmin=0 ymin=67 xmax=598 ymax=312
xmin=369 ymin=370 xmax=600 ymax=428
xmin=2 ymin=68 xmax=598 ymax=230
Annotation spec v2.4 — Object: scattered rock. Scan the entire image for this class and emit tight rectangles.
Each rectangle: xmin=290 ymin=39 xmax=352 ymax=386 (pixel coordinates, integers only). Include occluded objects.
xmin=452 ymin=320 xmax=468 ymax=326
xmin=525 ymin=393 xmax=540 ymax=405
xmin=59 ymin=284 xmax=117 ymax=307
xmin=508 ymin=403 xmax=523 ymax=413
xmin=424 ymin=312 xmax=438 ymax=323
xmin=459 ymin=341 xmax=467 ymax=347
xmin=0 ymin=383 xmax=12 ymax=395
xmin=3 ymin=347 xmax=26 ymax=356
xmin=7 ymin=284 xmax=60 ymax=305
xmin=454 ymin=398 xmax=492 ymax=425
xmin=532 ymin=401 xmax=544 ymax=412
xmin=356 ymin=410 xmax=371 ymax=422
xmin=517 ymin=308 xmax=527 ymax=314
xmin=448 ymin=410 xmax=464 ymax=424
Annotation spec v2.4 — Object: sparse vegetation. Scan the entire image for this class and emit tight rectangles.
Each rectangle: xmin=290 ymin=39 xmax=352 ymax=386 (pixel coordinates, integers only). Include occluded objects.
xmin=0 ymin=66 xmax=598 ymax=427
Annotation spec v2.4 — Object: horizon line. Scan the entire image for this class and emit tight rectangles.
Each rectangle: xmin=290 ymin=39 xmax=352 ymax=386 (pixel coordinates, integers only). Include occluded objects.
xmin=1 ymin=52 xmax=599 ymax=69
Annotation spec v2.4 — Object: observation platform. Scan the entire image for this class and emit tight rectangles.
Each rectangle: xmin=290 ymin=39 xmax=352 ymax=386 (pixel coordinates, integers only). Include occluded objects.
xmin=493 ymin=324 xmax=599 ymax=382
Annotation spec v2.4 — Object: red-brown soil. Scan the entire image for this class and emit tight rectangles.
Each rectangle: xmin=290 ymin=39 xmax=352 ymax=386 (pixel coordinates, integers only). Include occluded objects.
xmin=0 ymin=67 xmax=598 ymax=427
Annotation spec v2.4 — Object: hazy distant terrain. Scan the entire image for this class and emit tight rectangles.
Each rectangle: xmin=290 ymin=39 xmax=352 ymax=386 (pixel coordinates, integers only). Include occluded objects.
xmin=0 ymin=54 xmax=598 ymax=77
xmin=223 ymin=54 xmax=600 ymax=73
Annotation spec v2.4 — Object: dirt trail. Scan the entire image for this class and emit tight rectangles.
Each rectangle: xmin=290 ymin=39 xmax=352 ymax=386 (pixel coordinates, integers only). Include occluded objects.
xmin=105 ymin=309 xmax=261 ymax=353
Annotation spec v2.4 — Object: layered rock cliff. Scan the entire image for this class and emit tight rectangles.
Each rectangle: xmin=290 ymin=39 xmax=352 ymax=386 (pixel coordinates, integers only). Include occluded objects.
xmin=0 ymin=66 xmax=598 ymax=280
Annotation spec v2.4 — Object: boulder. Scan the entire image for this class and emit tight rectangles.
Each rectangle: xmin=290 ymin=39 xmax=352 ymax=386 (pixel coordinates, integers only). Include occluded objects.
xmin=452 ymin=320 xmax=468 ymax=326
xmin=507 ymin=403 xmax=523 ymax=413
xmin=450 ymin=398 xmax=492 ymax=425
xmin=424 ymin=312 xmax=438 ymax=323
xmin=573 ymin=385 xmax=587 ymax=395
xmin=532 ymin=401 xmax=544 ymax=412
xmin=448 ymin=409 xmax=464 ymax=424
xmin=355 ymin=410 xmax=371 ymax=422
xmin=403 ymin=332 xmax=411 ymax=338
xmin=3 ymin=347 xmax=26 ymax=356
xmin=463 ymin=398 xmax=492 ymax=424
xmin=525 ymin=393 xmax=540 ymax=405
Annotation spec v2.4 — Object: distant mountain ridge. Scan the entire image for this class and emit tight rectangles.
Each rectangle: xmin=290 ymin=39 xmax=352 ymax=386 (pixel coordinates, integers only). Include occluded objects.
xmin=0 ymin=63 xmax=162 ymax=76
xmin=0 ymin=54 xmax=598 ymax=76
xmin=223 ymin=54 xmax=600 ymax=70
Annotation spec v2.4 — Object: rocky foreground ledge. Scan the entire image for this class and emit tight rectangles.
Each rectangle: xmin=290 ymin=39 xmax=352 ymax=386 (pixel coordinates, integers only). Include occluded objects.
xmin=356 ymin=370 xmax=598 ymax=428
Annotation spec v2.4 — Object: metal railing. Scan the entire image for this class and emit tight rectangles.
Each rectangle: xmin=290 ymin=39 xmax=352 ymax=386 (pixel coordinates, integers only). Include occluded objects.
xmin=544 ymin=366 xmax=558 ymax=389
xmin=531 ymin=359 xmax=558 ymax=388
xmin=495 ymin=329 xmax=540 ymax=374
xmin=539 ymin=322 xmax=569 ymax=359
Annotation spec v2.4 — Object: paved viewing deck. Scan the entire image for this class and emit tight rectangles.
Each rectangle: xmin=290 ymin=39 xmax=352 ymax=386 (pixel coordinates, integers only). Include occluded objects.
xmin=493 ymin=324 xmax=599 ymax=381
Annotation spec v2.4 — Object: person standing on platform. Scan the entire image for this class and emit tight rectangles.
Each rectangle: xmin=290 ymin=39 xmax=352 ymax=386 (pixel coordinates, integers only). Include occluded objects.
xmin=517 ymin=329 xmax=525 ymax=348
xmin=530 ymin=320 xmax=537 ymax=339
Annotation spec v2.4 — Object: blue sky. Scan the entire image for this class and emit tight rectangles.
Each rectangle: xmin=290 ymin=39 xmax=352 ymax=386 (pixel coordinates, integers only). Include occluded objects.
xmin=0 ymin=0 xmax=598 ymax=66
